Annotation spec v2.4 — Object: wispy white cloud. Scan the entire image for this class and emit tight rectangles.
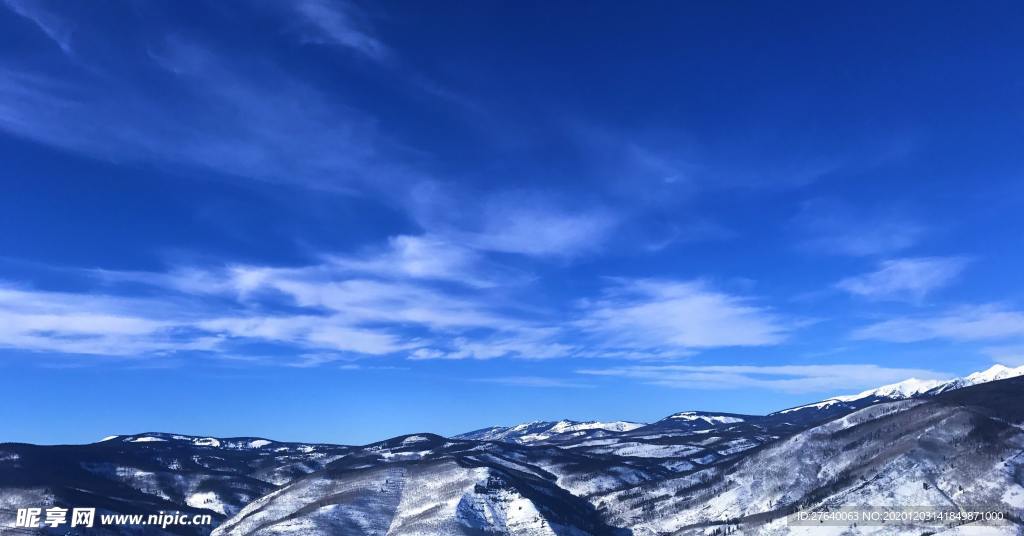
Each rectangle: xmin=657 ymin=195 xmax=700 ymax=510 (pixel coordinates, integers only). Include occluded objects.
xmin=0 ymin=278 xmax=462 ymax=358
xmin=408 ymin=185 xmax=620 ymax=257
xmin=325 ymin=235 xmax=501 ymax=287
xmin=0 ymin=286 xmax=221 ymax=356
xmin=2 ymin=0 xmax=74 ymax=53
xmin=0 ymin=3 xmax=629 ymax=264
xmin=291 ymin=0 xmax=387 ymax=60
xmin=575 ymin=279 xmax=791 ymax=350
xmin=1 ymin=255 xmax=807 ymax=364
xmin=94 ymin=235 xmax=499 ymax=292
xmin=466 ymin=204 xmax=616 ymax=257
xmin=198 ymin=316 xmax=411 ymax=355
xmin=836 ymin=256 xmax=969 ymax=301
xmin=641 ymin=220 xmax=736 ymax=252
xmin=0 ymin=234 xmax=555 ymax=359
xmin=794 ymin=198 xmax=927 ymax=257
xmin=576 ymin=364 xmax=949 ymax=394
xmin=473 ymin=376 xmax=593 ymax=389
xmin=852 ymin=304 xmax=1024 ymax=343
xmin=285 ymin=352 xmax=365 ymax=368
xmin=0 ymin=29 xmax=407 ymax=193
xmin=410 ymin=333 xmax=574 ymax=361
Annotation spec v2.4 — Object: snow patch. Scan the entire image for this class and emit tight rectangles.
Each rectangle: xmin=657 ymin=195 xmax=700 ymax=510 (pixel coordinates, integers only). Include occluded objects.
xmin=548 ymin=420 xmax=644 ymax=434
xmin=1001 ymin=485 xmax=1024 ymax=509
xmin=669 ymin=412 xmax=744 ymax=424
xmin=186 ymin=491 xmax=227 ymax=515
xmin=129 ymin=436 xmax=166 ymax=443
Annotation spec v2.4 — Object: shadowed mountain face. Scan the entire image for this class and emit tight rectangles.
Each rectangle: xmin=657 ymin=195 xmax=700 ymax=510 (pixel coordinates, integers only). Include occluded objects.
xmin=598 ymin=379 xmax=1024 ymax=535
xmin=212 ymin=434 xmax=628 ymax=536
xmin=3 ymin=372 xmax=1024 ymax=535
xmin=0 ymin=435 xmax=353 ymax=535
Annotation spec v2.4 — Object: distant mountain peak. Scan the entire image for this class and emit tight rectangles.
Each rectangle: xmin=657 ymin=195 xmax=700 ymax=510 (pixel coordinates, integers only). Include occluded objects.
xmin=776 ymin=363 xmax=1024 ymax=416
xmin=548 ymin=420 xmax=645 ymax=434
xmin=455 ymin=419 xmax=645 ymax=444
xmin=930 ymin=363 xmax=1024 ymax=394
xmin=834 ymin=377 xmax=946 ymax=402
xmin=666 ymin=411 xmax=745 ymax=424
xmin=100 ymin=432 xmax=284 ymax=450
xmin=966 ymin=363 xmax=1024 ymax=382
xmin=455 ymin=365 xmax=1024 ymax=445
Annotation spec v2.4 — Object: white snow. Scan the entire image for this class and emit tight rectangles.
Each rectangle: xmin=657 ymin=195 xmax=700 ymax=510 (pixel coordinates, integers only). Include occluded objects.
xmin=99 ymin=435 xmax=119 ymax=442
xmin=834 ymin=377 xmax=946 ymax=402
xmin=776 ymin=399 xmax=845 ymax=413
xmin=668 ymin=412 xmax=744 ymax=424
xmin=129 ymin=436 xmax=167 ymax=443
xmin=778 ymin=364 xmax=1024 ymax=415
xmin=934 ymin=526 xmax=1021 ymax=536
xmin=187 ymin=491 xmax=228 ymax=515
xmin=458 ymin=486 xmax=558 ymax=535
xmin=465 ymin=419 xmax=646 ymax=444
xmin=193 ymin=437 xmax=221 ymax=447
xmin=1001 ymin=484 xmax=1024 ymax=508
xmin=248 ymin=439 xmax=272 ymax=449
xmin=963 ymin=363 xmax=1024 ymax=385
xmin=547 ymin=420 xmax=644 ymax=434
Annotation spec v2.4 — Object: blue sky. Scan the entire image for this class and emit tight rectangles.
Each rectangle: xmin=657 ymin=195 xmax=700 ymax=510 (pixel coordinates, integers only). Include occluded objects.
xmin=2 ymin=0 xmax=1024 ymax=445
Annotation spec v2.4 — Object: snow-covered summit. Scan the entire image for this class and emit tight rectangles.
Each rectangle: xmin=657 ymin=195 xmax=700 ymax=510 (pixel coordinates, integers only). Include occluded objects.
xmin=834 ymin=377 xmax=946 ymax=402
xmin=666 ymin=412 xmax=745 ymax=425
xmin=774 ymin=378 xmax=943 ymax=415
xmin=838 ymin=364 xmax=1024 ymax=401
xmin=548 ymin=420 xmax=644 ymax=434
xmin=455 ymin=419 xmax=645 ymax=444
xmin=776 ymin=363 xmax=1024 ymax=415
xmin=940 ymin=363 xmax=1024 ymax=391
xmin=98 ymin=432 xmax=297 ymax=451
xmin=969 ymin=363 xmax=1024 ymax=381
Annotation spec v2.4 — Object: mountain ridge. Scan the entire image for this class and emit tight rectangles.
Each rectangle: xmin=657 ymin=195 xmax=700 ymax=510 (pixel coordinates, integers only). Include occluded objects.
xmin=459 ymin=364 xmax=1024 ymax=445
xmin=4 ymin=365 xmax=1024 ymax=535
xmin=769 ymin=363 xmax=1024 ymax=416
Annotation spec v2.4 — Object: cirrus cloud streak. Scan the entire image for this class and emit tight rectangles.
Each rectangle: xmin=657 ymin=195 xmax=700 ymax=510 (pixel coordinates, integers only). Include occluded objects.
xmin=576 ymin=364 xmax=950 ymax=394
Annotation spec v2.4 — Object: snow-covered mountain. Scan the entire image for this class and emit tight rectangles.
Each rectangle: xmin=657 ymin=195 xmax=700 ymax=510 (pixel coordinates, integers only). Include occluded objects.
xmin=773 ymin=363 xmax=1024 ymax=416
xmin=455 ymin=419 xmax=645 ymax=444
xmin=929 ymin=363 xmax=1024 ymax=394
xmin=602 ymin=376 xmax=1024 ymax=535
xmin=103 ymin=433 xmax=282 ymax=450
xmin=467 ymin=365 xmax=1024 ymax=447
xmin=664 ymin=411 xmax=746 ymax=425
xmin=838 ymin=363 xmax=1024 ymax=401
xmin=837 ymin=376 xmax=947 ymax=400
xmin=3 ymin=365 xmax=1024 ymax=535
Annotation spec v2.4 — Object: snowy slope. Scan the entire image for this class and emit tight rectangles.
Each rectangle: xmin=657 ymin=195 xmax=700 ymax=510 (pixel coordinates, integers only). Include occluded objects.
xmin=608 ymin=377 xmax=1024 ymax=535
xmin=211 ymin=436 xmax=625 ymax=536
